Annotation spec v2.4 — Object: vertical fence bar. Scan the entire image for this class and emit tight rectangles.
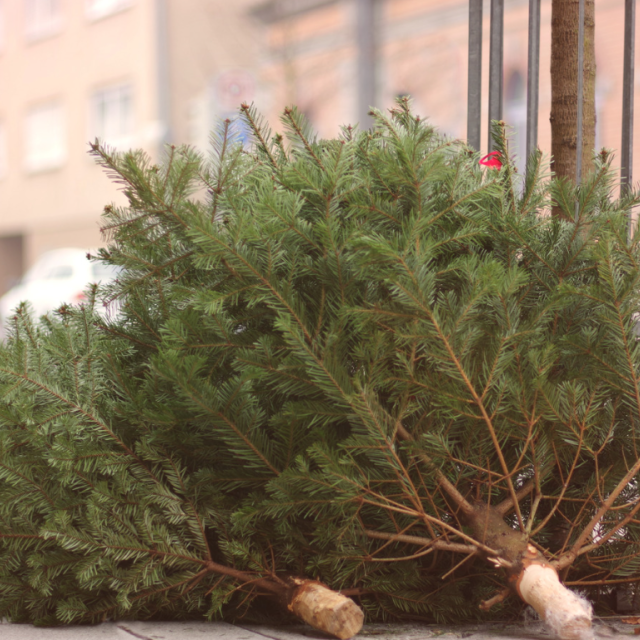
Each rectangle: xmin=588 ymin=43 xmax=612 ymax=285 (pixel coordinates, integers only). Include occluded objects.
xmin=575 ymin=0 xmax=585 ymax=197
xmin=621 ymin=0 xmax=636 ymax=204
xmin=526 ymin=0 xmax=541 ymax=169
xmin=467 ymin=0 xmax=483 ymax=151
xmin=488 ymin=0 xmax=504 ymax=151
xmin=357 ymin=0 xmax=377 ymax=130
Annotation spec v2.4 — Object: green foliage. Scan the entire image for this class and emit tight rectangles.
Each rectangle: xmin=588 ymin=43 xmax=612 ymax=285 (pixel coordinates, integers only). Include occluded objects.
xmin=2 ymin=101 xmax=640 ymax=624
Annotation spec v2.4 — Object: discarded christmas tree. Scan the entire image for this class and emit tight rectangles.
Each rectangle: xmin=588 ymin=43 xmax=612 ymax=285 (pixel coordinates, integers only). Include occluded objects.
xmin=1 ymin=101 xmax=640 ymax=639
xmin=0 ymin=302 xmax=362 ymax=639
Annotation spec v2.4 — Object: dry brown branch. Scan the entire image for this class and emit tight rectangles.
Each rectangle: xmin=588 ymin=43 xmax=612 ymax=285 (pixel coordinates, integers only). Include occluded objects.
xmin=555 ymin=455 xmax=640 ymax=570
xmin=495 ymin=479 xmax=535 ymax=516
xmin=364 ymin=528 xmax=478 ymax=555
xmin=479 ymin=587 xmax=511 ymax=611
xmin=395 ymin=423 xmax=475 ymax=518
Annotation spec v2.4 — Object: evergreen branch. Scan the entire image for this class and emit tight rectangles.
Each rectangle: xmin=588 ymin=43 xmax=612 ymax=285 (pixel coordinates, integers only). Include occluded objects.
xmin=128 ymin=567 xmax=210 ymax=604
xmin=204 ymin=560 xmax=282 ymax=595
xmin=192 ymin=224 xmax=314 ymax=345
xmin=210 ymin=119 xmax=231 ymax=222
xmin=395 ymin=424 xmax=475 ymax=519
xmin=558 ymin=456 xmax=640 ymax=570
xmin=167 ymin=373 xmax=280 ymax=476
xmin=0 ymin=461 xmax=56 ymax=507
xmin=549 ymin=272 xmax=640 ymax=559
xmin=162 ymin=454 xmax=213 ymax=562
xmin=240 ymin=103 xmax=278 ymax=169
xmin=495 ymin=479 xmax=535 ymax=517
xmin=572 ymin=499 xmax=640 ymax=559
xmin=42 ymin=531 xmax=207 ymax=567
xmin=364 ymin=529 xmax=477 ymax=555
xmin=529 ymin=423 xmax=590 ymax=537
xmin=90 ymin=142 xmax=190 ymax=231
xmin=263 ymin=200 xmax=323 ymax=253
xmin=357 ymin=391 xmax=429 ymax=518
xmin=358 ymin=497 xmax=507 ymax=562
xmin=283 ymin=107 xmax=325 ymax=170
xmin=0 ymin=367 xmax=148 ymax=472
xmin=387 ymin=259 xmax=526 ymax=529
xmin=352 ymin=201 xmax=401 ymax=225
xmin=100 ymin=328 xmax=157 ymax=350
xmin=398 ymin=282 xmax=524 ymax=531
xmin=427 ymin=181 xmax=500 ymax=228
xmin=359 ymin=547 xmax=435 ymax=563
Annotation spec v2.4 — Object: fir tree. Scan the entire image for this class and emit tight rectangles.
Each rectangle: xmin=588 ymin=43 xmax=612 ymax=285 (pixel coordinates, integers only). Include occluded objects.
xmin=1 ymin=101 xmax=640 ymax=640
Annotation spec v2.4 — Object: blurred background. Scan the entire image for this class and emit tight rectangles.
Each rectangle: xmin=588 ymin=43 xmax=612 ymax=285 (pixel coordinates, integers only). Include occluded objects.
xmin=0 ymin=0 xmax=637 ymax=301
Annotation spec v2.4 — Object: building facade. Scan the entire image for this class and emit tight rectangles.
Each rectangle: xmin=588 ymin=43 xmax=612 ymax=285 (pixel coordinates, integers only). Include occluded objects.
xmin=0 ymin=0 xmax=261 ymax=296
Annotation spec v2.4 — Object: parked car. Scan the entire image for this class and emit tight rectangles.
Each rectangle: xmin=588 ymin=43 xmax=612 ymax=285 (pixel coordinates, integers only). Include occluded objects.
xmin=0 ymin=248 xmax=120 ymax=338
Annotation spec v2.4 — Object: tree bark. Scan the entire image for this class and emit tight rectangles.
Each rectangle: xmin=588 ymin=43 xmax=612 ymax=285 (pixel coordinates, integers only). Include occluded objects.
xmin=517 ymin=563 xmax=592 ymax=640
xmin=394 ymin=426 xmax=592 ymax=639
xmin=468 ymin=506 xmax=593 ymax=640
xmin=205 ymin=562 xmax=363 ymax=639
xmin=550 ymin=0 xmax=596 ymax=185
xmin=287 ymin=578 xmax=365 ymax=640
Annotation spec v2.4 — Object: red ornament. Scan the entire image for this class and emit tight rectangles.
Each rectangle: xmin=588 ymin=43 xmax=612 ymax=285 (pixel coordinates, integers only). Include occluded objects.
xmin=479 ymin=151 xmax=503 ymax=169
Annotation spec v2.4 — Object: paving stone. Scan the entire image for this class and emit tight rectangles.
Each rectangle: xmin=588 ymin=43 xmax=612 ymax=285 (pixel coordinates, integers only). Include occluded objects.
xmin=0 ymin=621 xmax=267 ymax=640
xmin=0 ymin=621 xmax=122 ymax=640
xmin=120 ymin=621 xmax=269 ymax=640
xmin=0 ymin=619 xmax=635 ymax=640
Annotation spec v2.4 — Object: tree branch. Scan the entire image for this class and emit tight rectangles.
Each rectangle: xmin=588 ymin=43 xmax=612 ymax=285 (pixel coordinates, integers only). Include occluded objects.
xmin=495 ymin=479 xmax=535 ymax=516
xmin=364 ymin=529 xmax=478 ymax=555
xmin=396 ymin=423 xmax=475 ymax=519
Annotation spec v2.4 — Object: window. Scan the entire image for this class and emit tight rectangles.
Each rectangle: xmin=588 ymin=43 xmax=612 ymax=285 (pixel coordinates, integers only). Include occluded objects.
xmin=25 ymin=0 xmax=62 ymax=41
xmin=0 ymin=122 xmax=6 ymax=179
xmin=86 ymin=0 xmax=133 ymax=21
xmin=25 ymin=102 xmax=66 ymax=173
xmin=90 ymin=83 xmax=134 ymax=150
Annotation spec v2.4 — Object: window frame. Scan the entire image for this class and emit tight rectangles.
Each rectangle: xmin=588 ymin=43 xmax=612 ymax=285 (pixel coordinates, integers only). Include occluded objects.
xmin=85 ymin=0 xmax=133 ymax=22
xmin=89 ymin=82 xmax=135 ymax=151
xmin=25 ymin=0 xmax=63 ymax=42
xmin=0 ymin=121 xmax=7 ymax=180
xmin=24 ymin=101 xmax=67 ymax=174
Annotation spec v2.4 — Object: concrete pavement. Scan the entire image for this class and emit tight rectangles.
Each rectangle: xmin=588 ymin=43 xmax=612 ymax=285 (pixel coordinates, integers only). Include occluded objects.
xmin=0 ymin=619 xmax=635 ymax=640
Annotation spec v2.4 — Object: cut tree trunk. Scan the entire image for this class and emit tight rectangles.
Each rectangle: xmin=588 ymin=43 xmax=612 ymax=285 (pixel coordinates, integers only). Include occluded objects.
xmin=468 ymin=506 xmax=593 ymax=640
xmin=394 ymin=426 xmax=592 ymax=639
xmin=287 ymin=578 xmax=365 ymax=640
xmin=205 ymin=561 xmax=363 ymax=640
xmin=517 ymin=562 xmax=592 ymax=640
xmin=550 ymin=0 xmax=596 ymax=186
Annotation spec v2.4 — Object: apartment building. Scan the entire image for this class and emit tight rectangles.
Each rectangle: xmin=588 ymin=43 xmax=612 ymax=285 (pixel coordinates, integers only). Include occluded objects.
xmin=0 ymin=0 xmax=261 ymax=296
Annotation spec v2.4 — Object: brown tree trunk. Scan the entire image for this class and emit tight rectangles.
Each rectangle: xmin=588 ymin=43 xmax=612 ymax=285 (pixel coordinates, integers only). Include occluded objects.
xmin=550 ymin=0 xmax=596 ymax=186
xmin=393 ymin=427 xmax=593 ymax=640
xmin=468 ymin=506 xmax=592 ymax=640
xmin=205 ymin=561 xmax=363 ymax=640
xmin=287 ymin=578 xmax=364 ymax=640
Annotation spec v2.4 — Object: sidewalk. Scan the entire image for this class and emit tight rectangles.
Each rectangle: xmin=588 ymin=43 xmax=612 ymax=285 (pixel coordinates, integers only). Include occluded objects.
xmin=0 ymin=619 xmax=634 ymax=640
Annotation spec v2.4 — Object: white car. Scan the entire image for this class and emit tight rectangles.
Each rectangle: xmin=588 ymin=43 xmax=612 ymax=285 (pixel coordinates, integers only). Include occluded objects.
xmin=0 ymin=248 xmax=120 ymax=336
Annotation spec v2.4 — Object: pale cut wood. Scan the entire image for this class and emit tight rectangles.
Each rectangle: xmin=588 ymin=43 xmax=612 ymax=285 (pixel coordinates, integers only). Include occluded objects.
xmin=517 ymin=563 xmax=593 ymax=640
xmin=288 ymin=580 xmax=364 ymax=640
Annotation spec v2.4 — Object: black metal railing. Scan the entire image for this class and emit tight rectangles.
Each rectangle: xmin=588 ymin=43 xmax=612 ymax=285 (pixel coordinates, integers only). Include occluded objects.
xmin=467 ymin=0 xmax=635 ymax=193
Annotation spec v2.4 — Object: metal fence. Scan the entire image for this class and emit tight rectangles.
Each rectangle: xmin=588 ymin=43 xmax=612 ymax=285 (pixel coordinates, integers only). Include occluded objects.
xmin=467 ymin=0 xmax=636 ymax=192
